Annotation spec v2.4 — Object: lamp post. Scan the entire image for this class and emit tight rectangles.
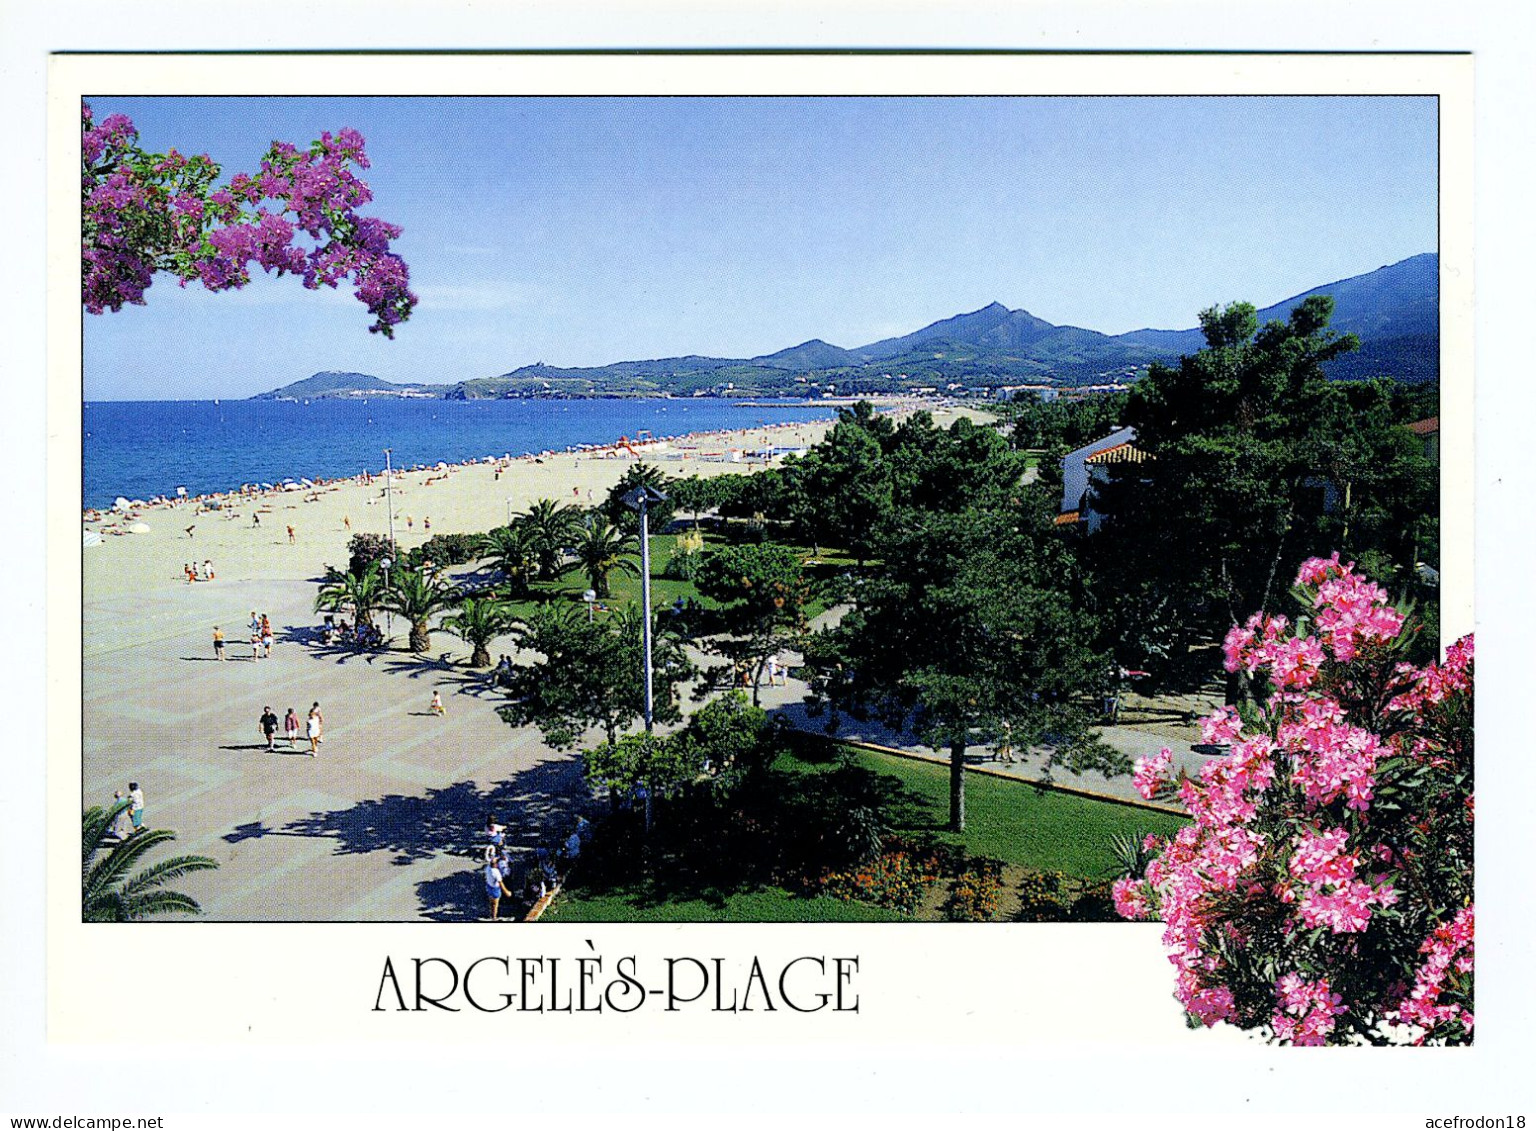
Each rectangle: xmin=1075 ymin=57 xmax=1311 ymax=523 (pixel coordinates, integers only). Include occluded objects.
xmin=623 ymin=485 xmax=667 ymax=835
xmin=380 ymin=555 xmax=393 ymax=643
xmin=383 ymin=448 xmax=397 ymax=646
xmin=583 ymin=589 xmax=597 ymax=623
xmin=621 ymin=485 xmax=666 ymax=733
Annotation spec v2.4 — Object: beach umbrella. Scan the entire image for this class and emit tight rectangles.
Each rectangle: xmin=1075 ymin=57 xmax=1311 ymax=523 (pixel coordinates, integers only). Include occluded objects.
xmin=113 ymin=497 xmax=130 ymax=511
xmin=260 ymin=483 xmax=274 ymax=490
xmin=299 ymin=478 xmax=314 ymax=487
xmin=82 ymin=530 xmax=102 ymax=548
xmin=128 ymin=522 xmax=151 ymax=534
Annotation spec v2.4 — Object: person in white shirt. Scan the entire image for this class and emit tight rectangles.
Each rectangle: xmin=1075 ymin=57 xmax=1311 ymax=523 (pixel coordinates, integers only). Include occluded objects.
xmin=127 ymin=782 xmax=145 ymax=833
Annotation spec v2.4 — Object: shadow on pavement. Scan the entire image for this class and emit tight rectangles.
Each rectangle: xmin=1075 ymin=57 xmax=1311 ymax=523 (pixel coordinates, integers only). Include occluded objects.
xmin=219 ymin=758 xmax=595 ymax=920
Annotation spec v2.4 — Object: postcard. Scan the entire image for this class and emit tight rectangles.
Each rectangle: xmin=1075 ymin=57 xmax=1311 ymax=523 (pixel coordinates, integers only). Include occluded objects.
xmin=39 ymin=48 xmax=1507 ymax=1114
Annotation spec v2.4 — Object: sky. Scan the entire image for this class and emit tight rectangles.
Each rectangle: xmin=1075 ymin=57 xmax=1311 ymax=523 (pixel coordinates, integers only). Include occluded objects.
xmin=82 ymin=95 xmax=1438 ymax=400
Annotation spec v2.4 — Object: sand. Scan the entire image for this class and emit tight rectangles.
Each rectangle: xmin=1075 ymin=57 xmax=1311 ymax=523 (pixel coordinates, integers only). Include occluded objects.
xmin=79 ymin=404 xmax=993 ymax=922
xmin=81 ymin=405 xmax=991 ymax=602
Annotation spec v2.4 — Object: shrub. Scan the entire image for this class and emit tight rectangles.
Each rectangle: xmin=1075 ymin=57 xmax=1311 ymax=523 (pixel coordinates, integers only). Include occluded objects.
xmin=405 ymin=531 xmax=482 ymax=569
xmin=1067 ymin=881 xmax=1118 ymax=922
xmin=817 ymin=838 xmax=944 ymax=914
xmin=1016 ymin=869 xmax=1073 ymax=922
xmin=943 ymin=857 xmax=1005 ymax=922
xmin=347 ymin=532 xmax=398 ymax=577
xmin=1117 ymin=554 xmax=1474 ymax=1046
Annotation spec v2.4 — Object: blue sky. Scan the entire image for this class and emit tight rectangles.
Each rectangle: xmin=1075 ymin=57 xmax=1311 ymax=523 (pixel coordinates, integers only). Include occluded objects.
xmin=83 ymin=96 xmax=1438 ymax=400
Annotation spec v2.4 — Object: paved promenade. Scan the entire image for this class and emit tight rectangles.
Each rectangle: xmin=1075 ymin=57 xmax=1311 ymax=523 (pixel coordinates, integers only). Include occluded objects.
xmin=83 ymin=586 xmax=1210 ymax=922
xmin=83 ymin=575 xmax=592 ymax=922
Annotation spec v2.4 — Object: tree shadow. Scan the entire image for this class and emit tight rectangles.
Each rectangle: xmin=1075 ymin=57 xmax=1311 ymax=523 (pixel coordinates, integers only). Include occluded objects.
xmin=280 ymin=626 xmax=390 ymax=666
xmin=220 ymin=757 xmax=596 ymax=920
xmin=380 ymin=653 xmax=486 ymax=687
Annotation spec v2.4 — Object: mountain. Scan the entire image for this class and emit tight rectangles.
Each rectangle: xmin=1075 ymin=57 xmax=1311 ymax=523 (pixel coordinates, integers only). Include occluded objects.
xmin=250 ymin=371 xmax=430 ymax=399
xmin=252 ymin=253 xmax=1439 ymax=401
xmin=1115 ymin=253 xmax=1438 ymax=355
xmin=751 ymin=339 xmax=862 ymax=370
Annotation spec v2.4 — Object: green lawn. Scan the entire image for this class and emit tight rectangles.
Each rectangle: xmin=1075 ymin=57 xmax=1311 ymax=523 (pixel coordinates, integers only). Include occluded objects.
xmin=545 ymin=739 xmax=1185 ymax=923
xmin=783 ymin=743 xmax=1186 ymax=879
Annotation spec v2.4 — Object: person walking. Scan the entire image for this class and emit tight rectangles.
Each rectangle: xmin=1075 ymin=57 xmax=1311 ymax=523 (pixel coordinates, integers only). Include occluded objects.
xmin=213 ymin=626 xmax=226 ymax=660
xmin=306 ymin=702 xmax=324 ymax=756
xmin=261 ymin=614 xmax=274 ymax=658
xmin=258 ymin=705 xmax=279 ymax=752
xmin=430 ymin=689 xmax=445 ymax=717
xmin=250 ymin=632 xmax=262 ymax=661
xmin=483 ymin=855 xmax=513 ymax=921
xmin=127 ymin=782 xmax=145 ymax=834
xmin=109 ymin=791 xmax=131 ymax=840
xmin=283 ymin=707 xmax=300 ymax=748
xmin=286 ymin=524 xmax=296 ymax=544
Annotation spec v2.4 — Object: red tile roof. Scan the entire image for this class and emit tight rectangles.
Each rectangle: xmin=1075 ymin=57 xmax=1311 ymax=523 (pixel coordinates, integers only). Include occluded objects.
xmin=1084 ymin=442 xmax=1149 ymax=465
xmin=1405 ymin=416 xmax=1440 ymax=436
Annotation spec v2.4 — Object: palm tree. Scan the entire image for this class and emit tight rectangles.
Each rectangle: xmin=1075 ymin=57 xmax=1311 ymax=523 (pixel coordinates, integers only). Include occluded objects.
xmin=441 ymin=595 xmax=519 ymax=667
xmin=314 ymin=561 xmax=386 ymax=631
xmin=571 ymin=514 xmax=641 ymax=598
xmin=515 ymin=498 xmax=583 ymax=581
xmin=381 ymin=567 xmax=461 ymax=653
xmin=477 ymin=524 xmax=536 ymax=596
xmin=83 ymin=801 xmax=218 ymax=921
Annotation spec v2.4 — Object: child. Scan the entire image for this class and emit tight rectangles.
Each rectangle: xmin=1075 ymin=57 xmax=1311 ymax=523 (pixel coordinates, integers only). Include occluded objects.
xmin=430 ymin=690 xmax=445 ymax=717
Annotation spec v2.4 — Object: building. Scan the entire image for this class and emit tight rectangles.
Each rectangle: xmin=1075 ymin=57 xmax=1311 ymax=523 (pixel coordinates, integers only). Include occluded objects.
xmin=1405 ymin=416 xmax=1440 ymax=463
xmin=1057 ymin=426 xmax=1147 ymax=533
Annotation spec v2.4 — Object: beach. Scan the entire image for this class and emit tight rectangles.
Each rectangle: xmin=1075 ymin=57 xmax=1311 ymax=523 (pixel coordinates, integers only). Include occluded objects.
xmin=81 ymin=405 xmax=990 ymax=921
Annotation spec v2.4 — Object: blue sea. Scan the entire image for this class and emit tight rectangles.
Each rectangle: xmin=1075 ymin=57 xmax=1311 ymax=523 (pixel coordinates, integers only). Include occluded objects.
xmin=81 ymin=397 xmax=838 ymax=510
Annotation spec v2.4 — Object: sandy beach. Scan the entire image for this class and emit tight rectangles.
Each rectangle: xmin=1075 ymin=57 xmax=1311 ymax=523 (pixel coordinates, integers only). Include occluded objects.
xmin=80 ymin=404 xmax=989 ymax=921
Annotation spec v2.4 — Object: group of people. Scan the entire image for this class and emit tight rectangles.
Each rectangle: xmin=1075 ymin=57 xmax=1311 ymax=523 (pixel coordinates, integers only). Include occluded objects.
xmin=211 ymin=612 xmax=275 ymax=661
xmin=733 ymin=654 xmax=789 ymax=689
xmin=479 ymin=813 xmax=593 ymax=921
xmin=257 ymin=701 xmax=325 ymax=755
xmin=105 ymin=782 xmax=146 ymax=839
xmin=321 ymin=615 xmax=383 ymax=649
xmin=488 ymin=654 xmax=516 ymax=689
xmin=184 ymin=559 xmax=216 ymax=583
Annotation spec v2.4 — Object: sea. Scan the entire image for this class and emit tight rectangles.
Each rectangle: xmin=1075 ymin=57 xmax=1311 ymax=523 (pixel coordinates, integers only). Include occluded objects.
xmin=81 ymin=396 xmax=840 ymax=511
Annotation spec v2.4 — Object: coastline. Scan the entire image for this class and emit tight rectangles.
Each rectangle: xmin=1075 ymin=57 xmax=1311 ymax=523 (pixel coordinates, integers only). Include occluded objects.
xmin=81 ymin=403 xmax=993 ymax=602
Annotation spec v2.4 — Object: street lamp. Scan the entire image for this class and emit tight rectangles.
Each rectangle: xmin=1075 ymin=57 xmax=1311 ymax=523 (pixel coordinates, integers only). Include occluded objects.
xmin=583 ymin=588 xmax=597 ymax=623
xmin=384 ymin=448 xmax=396 ymax=550
xmin=621 ymin=485 xmax=667 ymax=734
xmin=380 ymin=555 xmax=393 ymax=643
xmin=623 ymin=484 xmax=667 ymax=835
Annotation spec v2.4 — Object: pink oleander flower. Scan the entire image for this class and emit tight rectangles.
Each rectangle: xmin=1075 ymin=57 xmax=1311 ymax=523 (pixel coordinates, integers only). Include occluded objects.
xmin=1133 ymin=746 xmax=1174 ymax=799
xmin=1112 ymin=876 xmax=1154 ymax=920
xmin=1123 ymin=558 xmax=1472 ymax=1046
